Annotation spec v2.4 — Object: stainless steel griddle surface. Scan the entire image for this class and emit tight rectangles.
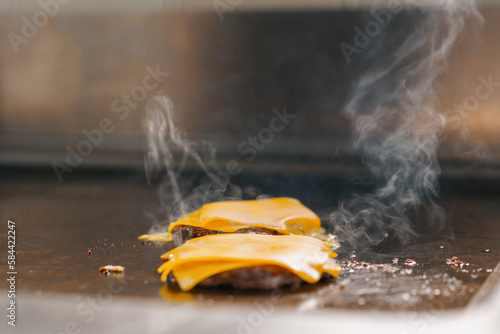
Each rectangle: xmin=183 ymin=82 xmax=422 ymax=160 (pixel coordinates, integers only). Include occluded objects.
xmin=1 ymin=171 xmax=499 ymax=312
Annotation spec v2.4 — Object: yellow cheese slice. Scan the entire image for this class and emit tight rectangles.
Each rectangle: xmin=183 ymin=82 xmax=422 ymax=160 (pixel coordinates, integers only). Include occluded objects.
xmin=158 ymin=234 xmax=340 ymax=291
xmin=168 ymin=197 xmax=323 ymax=235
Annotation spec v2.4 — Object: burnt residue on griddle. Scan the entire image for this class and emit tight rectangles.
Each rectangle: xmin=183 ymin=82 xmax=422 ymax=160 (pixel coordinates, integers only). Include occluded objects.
xmin=294 ymin=256 xmax=478 ymax=311
xmin=341 ymin=259 xmax=399 ymax=273
xmin=447 ymin=256 xmax=467 ymax=269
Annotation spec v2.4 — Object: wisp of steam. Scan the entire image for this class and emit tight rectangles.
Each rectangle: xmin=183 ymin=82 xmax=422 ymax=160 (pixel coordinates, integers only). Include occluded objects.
xmin=143 ymin=96 xmax=242 ymax=232
xmin=330 ymin=0 xmax=482 ymax=248
xmin=143 ymin=1 xmax=481 ymax=248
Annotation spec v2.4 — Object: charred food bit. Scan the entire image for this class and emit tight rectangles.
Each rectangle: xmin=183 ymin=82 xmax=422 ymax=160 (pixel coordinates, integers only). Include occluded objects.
xmin=405 ymin=259 xmax=417 ymax=266
xmin=99 ymin=265 xmax=125 ymax=275
xmin=446 ymin=256 xmax=465 ymax=268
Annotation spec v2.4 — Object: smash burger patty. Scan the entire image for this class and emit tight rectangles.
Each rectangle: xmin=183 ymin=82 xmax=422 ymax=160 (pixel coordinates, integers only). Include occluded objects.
xmin=168 ymin=197 xmax=326 ymax=247
xmin=166 ymin=265 xmax=305 ymax=290
xmin=158 ymin=234 xmax=341 ymax=291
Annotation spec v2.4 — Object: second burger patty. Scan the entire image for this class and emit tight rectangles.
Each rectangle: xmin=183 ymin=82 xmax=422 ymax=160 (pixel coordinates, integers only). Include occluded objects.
xmin=166 ymin=265 xmax=334 ymax=290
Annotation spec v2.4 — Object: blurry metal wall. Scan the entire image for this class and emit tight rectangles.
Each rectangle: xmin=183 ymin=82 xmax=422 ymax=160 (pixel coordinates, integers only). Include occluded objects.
xmin=0 ymin=1 xmax=499 ymax=171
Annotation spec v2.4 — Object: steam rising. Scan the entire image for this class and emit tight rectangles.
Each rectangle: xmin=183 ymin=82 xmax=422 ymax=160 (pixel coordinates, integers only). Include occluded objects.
xmin=330 ymin=0 xmax=482 ymax=247
xmin=144 ymin=96 xmax=241 ymax=231
xmin=144 ymin=1 xmax=482 ymax=248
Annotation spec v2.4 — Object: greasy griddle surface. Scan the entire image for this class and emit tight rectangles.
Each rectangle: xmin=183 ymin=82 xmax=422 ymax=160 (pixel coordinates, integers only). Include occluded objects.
xmin=1 ymin=172 xmax=499 ymax=312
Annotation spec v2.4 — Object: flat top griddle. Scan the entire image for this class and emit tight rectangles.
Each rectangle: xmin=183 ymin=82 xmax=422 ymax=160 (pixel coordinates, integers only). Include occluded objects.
xmin=1 ymin=171 xmax=499 ymax=314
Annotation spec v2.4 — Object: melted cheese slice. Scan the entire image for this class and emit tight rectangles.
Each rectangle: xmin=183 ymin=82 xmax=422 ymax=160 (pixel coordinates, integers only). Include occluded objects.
xmin=158 ymin=234 xmax=340 ymax=291
xmin=168 ymin=197 xmax=323 ymax=235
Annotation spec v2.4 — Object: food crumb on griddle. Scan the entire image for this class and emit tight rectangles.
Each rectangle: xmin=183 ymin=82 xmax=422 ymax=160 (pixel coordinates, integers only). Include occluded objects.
xmin=99 ymin=265 xmax=125 ymax=275
xmin=446 ymin=256 xmax=466 ymax=268
xmin=405 ymin=259 xmax=417 ymax=266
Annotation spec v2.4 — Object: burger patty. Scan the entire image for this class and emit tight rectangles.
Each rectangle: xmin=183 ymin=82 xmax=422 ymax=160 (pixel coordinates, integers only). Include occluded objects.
xmin=166 ymin=265 xmax=334 ymax=290
xmin=171 ymin=225 xmax=280 ymax=247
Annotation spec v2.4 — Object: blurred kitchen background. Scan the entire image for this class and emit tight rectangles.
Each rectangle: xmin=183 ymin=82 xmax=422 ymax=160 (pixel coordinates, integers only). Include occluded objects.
xmin=0 ymin=0 xmax=499 ymax=189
